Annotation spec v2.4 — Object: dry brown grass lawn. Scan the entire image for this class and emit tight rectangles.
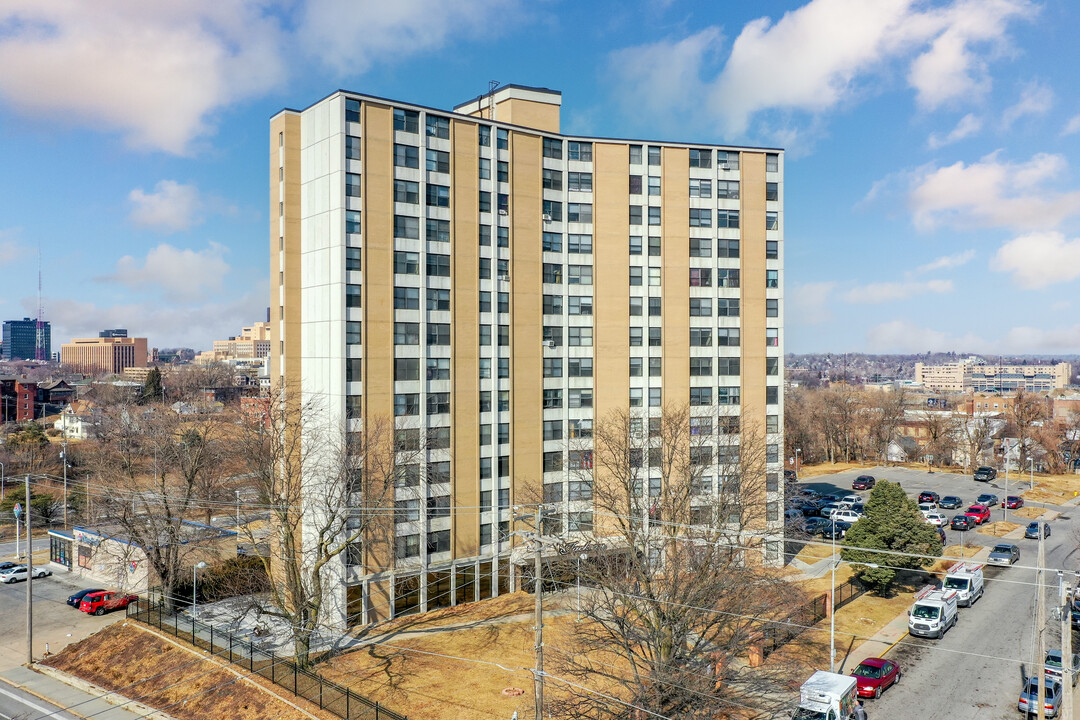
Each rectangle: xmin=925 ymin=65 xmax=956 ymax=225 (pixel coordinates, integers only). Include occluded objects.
xmin=42 ymin=623 xmax=335 ymax=720
xmin=978 ymin=521 xmax=1021 ymax=538
xmin=930 ymin=545 xmax=981 ymax=574
xmin=796 ymin=462 xmax=869 ymax=478
xmin=795 ymin=541 xmax=838 ymax=563
xmin=1012 ymin=505 xmax=1046 ymax=519
xmin=355 ymin=591 xmax=553 ymax=639
xmin=323 ymin=614 xmax=607 ymax=720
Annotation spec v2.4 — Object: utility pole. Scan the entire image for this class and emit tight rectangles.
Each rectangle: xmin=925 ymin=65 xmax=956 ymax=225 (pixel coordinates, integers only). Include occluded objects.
xmin=1060 ymin=572 xmax=1073 ymax=720
xmin=61 ymin=439 xmax=68 ymax=529
xmin=1037 ymin=529 xmax=1046 ymax=720
xmin=533 ymin=506 xmax=544 ymax=720
xmin=25 ymin=474 xmax=33 ymax=665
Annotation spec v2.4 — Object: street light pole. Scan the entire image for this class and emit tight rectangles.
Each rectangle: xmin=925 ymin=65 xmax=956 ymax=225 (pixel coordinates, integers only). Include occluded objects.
xmin=61 ymin=440 xmax=68 ymax=530
xmin=1030 ymin=458 xmax=1035 ymax=491
xmin=235 ymin=490 xmax=241 ymax=529
xmin=830 ymin=524 xmax=836 ymax=672
xmin=795 ymin=448 xmax=802 ymax=476
xmin=193 ymin=562 xmax=207 ymax=619
xmin=25 ymin=473 xmax=33 ymax=665
xmin=0 ymin=461 xmax=5 ymax=502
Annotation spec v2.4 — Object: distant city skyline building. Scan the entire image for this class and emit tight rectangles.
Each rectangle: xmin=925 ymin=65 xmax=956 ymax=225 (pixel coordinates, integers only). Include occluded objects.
xmin=61 ymin=336 xmax=148 ymax=376
xmin=2 ymin=317 xmax=50 ymax=361
xmin=194 ymin=321 xmax=271 ymax=364
xmin=915 ymin=357 xmax=1073 ymax=394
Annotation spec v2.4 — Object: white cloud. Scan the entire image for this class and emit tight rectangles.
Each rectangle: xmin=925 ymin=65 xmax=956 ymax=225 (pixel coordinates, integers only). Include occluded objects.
xmin=865 ymin=320 xmax=985 ymax=353
xmin=1000 ymin=80 xmax=1054 ymax=129
xmin=907 ymin=0 xmax=1033 ymax=110
xmin=0 ymin=2 xmax=285 ymax=154
xmin=788 ymin=282 xmax=835 ymax=326
xmin=0 ymin=229 xmax=26 ymax=267
xmin=916 ymin=249 xmax=975 ymax=273
xmin=1062 ymin=114 xmax=1080 ymax=136
xmin=606 ymin=0 xmax=1035 ymax=138
xmin=298 ymin=0 xmax=518 ymax=76
xmin=128 ymin=181 xmax=203 ymax=233
xmin=990 ymin=231 xmax=1080 ymax=289
xmin=99 ymin=243 xmax=231 ymax=303
xmin=927 ymin=113 xmax=982 ymax=149
xmin=909 ymin=152 xmax=1080 ymax=231
xmin=844 ymin=279 xmax=953 ymax=304
xmin=36 ymin=290 xmax=266 ymax=351
xmin=999 ymin=324 xmax=1080 ymax=353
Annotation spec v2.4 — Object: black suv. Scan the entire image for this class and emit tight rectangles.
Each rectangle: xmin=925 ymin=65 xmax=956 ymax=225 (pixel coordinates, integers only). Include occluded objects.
xmin=974 ymin=466 xmax=997 ymax=482
xmin=918 ymin=491 xmax=940 ymax=504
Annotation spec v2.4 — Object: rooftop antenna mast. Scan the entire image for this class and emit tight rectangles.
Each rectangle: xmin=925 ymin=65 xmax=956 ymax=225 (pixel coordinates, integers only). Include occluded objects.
xmin=487 ymin=80 xmax=500 ymax=120
xmin=35 ymin=243 xmax=45 ymax=361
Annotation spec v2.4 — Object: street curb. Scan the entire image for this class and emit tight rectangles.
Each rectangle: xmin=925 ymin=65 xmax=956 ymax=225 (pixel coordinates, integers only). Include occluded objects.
xmin=880 ymin=629 xmax=910 ymax=657
xmin=0 ymin=674 xmax=96 ymax=720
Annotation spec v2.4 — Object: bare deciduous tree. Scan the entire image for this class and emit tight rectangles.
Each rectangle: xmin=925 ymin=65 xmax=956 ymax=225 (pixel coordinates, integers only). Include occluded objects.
xmin=957 ymin=415 xmax=995 ymax=471
xmin=234 ymin=386 xmax=408 ymax=667
xmin=549 ymin=405 xmax=798 ymax=719
xmin=1009 ymin=389 xmax=1049 ymax=472
xmin=864 ymin=387 xmax=908 ymax=466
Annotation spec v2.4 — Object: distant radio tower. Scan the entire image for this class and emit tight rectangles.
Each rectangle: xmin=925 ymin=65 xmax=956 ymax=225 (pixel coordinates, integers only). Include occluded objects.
xmin=35 ymin=244 xmax=45 ymax=361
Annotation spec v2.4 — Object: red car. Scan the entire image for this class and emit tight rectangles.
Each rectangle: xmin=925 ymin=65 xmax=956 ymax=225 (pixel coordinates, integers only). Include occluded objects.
xmin=964 ymin=504 xmax=991 ymax=524
xmin=852 ymin=475 xmax=876 ymax=490
xmin=79 ymin=591 xmax=138 ymax=616
xmin=850 ymin=657 xmax=902 ymax=698
xmin=1005 ymin=496 xmax=1024 ymax=509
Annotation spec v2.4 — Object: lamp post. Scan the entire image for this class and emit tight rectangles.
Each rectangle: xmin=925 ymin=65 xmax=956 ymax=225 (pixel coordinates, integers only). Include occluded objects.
xmin=235 ymin=490 xmax=241 ymax=529
xmin=830 ymin=529 xmax=877 ymax=674
xmin=576 ymin=553 xmax=588 ymax=620
xmin=193 ymin=562 xmax=207 ymax=619
xmin=0 ymin=461 xmax=5 ymax=502
xmin=1029 ymin=457 xmax=1035 ymax=491
xmin=61 ymin=440 xmax=68 ymax=529
xmin=795 ymin=448 xmax=802 ymax=476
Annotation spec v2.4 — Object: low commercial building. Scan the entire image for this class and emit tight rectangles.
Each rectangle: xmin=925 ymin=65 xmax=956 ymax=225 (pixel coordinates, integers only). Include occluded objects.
xmin=47 ymin=521 xmax=237 ymax=594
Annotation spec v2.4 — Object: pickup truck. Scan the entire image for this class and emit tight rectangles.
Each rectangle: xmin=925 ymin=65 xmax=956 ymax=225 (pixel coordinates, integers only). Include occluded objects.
xmin=79 ymin=591 xmax=138 ymax=616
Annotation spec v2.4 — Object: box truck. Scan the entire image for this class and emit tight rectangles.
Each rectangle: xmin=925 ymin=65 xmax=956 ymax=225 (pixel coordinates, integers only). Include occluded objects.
xmin=792 ymin=670 xmax=858 ymax=720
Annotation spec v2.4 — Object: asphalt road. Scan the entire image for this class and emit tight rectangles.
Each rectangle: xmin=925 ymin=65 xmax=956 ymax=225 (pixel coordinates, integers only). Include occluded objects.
xmin=795 ymin=465 xmax=1080 ymax=718
xmin=0 ymin=681 xmax=82 ymax=719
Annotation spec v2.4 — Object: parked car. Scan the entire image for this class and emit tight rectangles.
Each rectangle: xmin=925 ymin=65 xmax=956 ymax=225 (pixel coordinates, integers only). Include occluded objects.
xmin=784 ymin=469 xmax=798 ymax=481
xmin=0 ymin=565 xmax=51 ymax=584
xmin=852 ymin=475 xmax=876 ymax=490
xmin=938 ymin=496 xmax=963 ymax=509
xmin=830 ymin=509 xmax=862 ymax=524
xmin=1026 ymin=522 xmax=1052 ymax=539
xmin=839 ymin=494 xmax=863 ymax=508
xmin=821 ymin=493 xmax=845 ymax=504
xmin=1070 ymin=601 xmax=1080 ymax=630
xmin=918 ymin=491 xmax=940 ymax=505
xmin=819 ymin=502 xmax=842 ymax=518
xmin=987 ymin=543 xmax=1020 ymax=566
xmin=1018 ymin=676 xmax=1062 ymax=717
xmin=821 ymin=520 xmax=852 ymax=540
xmin=850 ymin=657 xmax=901 ymax=699
xmin=802 ymin=517 xmax=831 ymax=535
xmin=924 ymin=512 xmax=949 ymax=527
xmin=964 ymin=505 xmax=992 ymax=524
xmin=1005 ymin=496 xmax=1025 ymax=509
xmin=78 ymin=591 xmax=139 ymax=616
xmin=951 ymin=515 xmax=976 ymax=531
xmin=974 ymin=466 xmax=998 ymax=482
xmin=67 ymin=588 xmax=107 ymax=608
xmin=850 ymin=503 xmax=866 ymax=515
xmin=801 ymin=501 xmax=825 ymax=517
xmin=975 ymin=493 xmax=1000 ymax=507
xmin=785 ymin=508 xmax=805 ymax=523
xmin=0 ymin=561 xmax=17 ymax=572
xmin=918 ymin=502 xmax=937 ymax=516
xmin=1045 ymin=651 xmax=1079 ymax=686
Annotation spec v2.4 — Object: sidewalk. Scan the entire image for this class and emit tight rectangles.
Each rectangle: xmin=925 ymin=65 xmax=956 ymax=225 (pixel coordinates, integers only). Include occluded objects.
xmin=0 ymin=664 xmax=173 ymax=720
xmin=834 ymin=544 xmax=992 ymax=672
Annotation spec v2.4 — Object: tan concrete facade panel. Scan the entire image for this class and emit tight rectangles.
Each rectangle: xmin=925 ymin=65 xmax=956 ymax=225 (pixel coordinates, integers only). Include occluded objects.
xmin=269 ymin=113 xmax=302 ymax=387
xmin=661 ymin=147 xmax=690 ymax=410
xmin=510 ymin=133 xmax=543 ymax=508
xmin=451 ymin=119 xmax=480 ymax=560
xmin=593 ymin=143 xmax=631 ymax=426
xmin=494 ymin=98 xmax=560 ymax=133
xmin=361 ymin=102 xmax=395 ymax=574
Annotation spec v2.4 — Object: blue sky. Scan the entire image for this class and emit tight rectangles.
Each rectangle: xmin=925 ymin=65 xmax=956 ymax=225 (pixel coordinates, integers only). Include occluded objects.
xmin=2 ymin=0 xmax=1079 ymax=354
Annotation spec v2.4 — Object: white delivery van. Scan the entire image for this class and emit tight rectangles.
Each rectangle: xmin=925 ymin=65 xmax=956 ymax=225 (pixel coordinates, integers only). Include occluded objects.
xmin=908 ymin=585 xmax=958 ymax=639
xmin=943 ymin=562 xmax=984 ymax=607
xmin=792 ymin=671 xmax=858 ymax=720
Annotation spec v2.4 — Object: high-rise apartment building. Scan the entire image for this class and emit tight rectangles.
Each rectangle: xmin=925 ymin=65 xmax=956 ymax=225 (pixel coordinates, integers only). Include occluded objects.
xmin=271 ymin=85 xmax=784 ymax=625
xmin=61 ymin=336 xmax=148 ymax=375
xmin=915 ymin=358 xmax=1073 ymax=394
xmin=2 ymin=318 xmax=50 ymax=361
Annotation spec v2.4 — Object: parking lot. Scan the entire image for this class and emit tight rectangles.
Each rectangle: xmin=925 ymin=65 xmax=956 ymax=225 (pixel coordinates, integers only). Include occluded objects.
xmin=793 ymin=465 xmax=1080 ymax=719
xmin=0 ymin=564 xmax=126 ymax=670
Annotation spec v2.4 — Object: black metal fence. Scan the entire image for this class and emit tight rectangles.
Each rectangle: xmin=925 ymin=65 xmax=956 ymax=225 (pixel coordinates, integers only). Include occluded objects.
xmin=760 ymin=578 xmax=865 ymax=659
xmin=832 ymin=577 xmax=867 ymax=612
xmin=128 ymin=597 xmax=406 ymax=720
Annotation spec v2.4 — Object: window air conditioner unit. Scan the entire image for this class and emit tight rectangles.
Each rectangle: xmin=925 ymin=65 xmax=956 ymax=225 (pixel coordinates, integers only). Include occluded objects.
xmin=721 ymin=164 xmax=731 ymax=171
xmin=499 ymin=209 xmax=508 ymax=216
xmin=498 ymin=273 xmax=510 ymax=282
xmin=546 ymin=340 xmax=557 ymax=349
xmin=542 ymin=214 xmax=552 ymax=222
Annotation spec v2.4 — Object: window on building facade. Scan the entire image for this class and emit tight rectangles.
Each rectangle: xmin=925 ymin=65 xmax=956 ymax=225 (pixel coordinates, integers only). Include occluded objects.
xmin=394 ymin=215 xmax=419 ymax=239
xmin=394 ymin=108 xmax=419 ymax=133
xmin=393 ymin=143 xmax=419 ymax=168
xmin=426 ymin=115 xmax=450 ymax=139
xmin=568 ymin=142 xmax=592 ymax=161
